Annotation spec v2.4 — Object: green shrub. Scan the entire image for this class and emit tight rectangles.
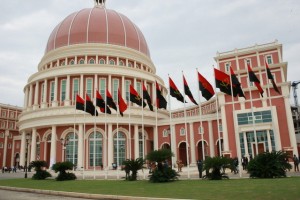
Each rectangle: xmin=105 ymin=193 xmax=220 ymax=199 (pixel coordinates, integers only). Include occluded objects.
xmin=122 ymin=158 xmax=145 ymax=181
xmin=149 ymin=167 xmax=179 ymax=183
xmin=247 ymin=151 xmax=292 ymax=178
xmin=30 ymin=160 xmax=51 ymax=180
xmin=52 ymin=161 xmax=76 ymax=181
xmin=203 ymin=156 xmax=231 ymax=180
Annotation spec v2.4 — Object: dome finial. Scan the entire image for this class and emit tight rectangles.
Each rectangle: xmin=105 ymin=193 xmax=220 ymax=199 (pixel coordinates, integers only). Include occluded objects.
xmin=94 ymin=0 xmax=106 ymax=7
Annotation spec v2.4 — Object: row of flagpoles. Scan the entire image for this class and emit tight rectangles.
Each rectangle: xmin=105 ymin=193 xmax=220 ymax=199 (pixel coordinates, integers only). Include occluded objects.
xmin=73 ymin=60 xmax=280 ymax=178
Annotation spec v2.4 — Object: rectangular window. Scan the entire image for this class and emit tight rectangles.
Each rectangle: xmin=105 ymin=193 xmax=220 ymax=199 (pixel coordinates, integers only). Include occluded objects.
xmin=2 ymin=111 xmax=6 ymax=117
xmin=266 ymin=55 xmax=272 ymax=64
xmin=125 ymin=80 xmax=131 ymax=101
xmin=198 ymin=126 xmax=204 ymax=134
xmin=136 ymin=82 xmax=141 ymax=96
xmin=225 ymin=62 xmax=230 ymax=72
xmin=72 ymin=79 xmax=79 ymax=102
xmin=61 ymin=79 xmax=66 ymax=102
xmin=113 ymin=79 xmax=119 ymax=101
xmin=180 ymin=128 xmax=185 ymax=136
xmin=8 ymin=143 xmax=12 ymax=149
xmin=86 ymin=78 xmax=93 ymax=98
xmin=50 ymin=81 xmax=55 ymax=102
xmin=163 ymin=129 xmax=169 ymax=137
xmin=10 ymin=122 xmax=14 ymax=129
xmin=1 ymin=121 xmax=5 ymax=128
xmin=0 ymin=142 xmax=3 ymax=148
xmin=218 ymin=124 xmax=223 ymax=132
xmin=99 ymin=78 xmax=106 ymax=99
xmin=0 ymin=133 xmax=4 ymax=138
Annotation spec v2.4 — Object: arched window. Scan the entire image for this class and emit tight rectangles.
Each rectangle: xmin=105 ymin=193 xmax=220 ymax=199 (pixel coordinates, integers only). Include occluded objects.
xmin=109 ymin=59 xmax=115 ymax=65
xmin=79 ymin=59 xmax=85 ymax=64
xmin=65 ymin=133 xmax=78 ymax=166
xmin=89 ymin=132 xmax=103 ymax=167
xmin=119 ymin=60 xmax=124 ymax=66
xmin=113 ymin=132 xmax=126 ymax=165
xmin=89 ymin=58 xmax=95 ymax=64
xmin=69 ymin=60 xmax=75 ymax=65
xmin=61 ymin=61 xmax=65 ymax=66
xmin=99 ymin=59 xmax=105 ymax=64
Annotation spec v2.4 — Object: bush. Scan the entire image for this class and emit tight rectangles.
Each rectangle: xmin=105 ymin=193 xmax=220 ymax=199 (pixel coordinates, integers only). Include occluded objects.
xmin=30 ymin=160 xmax=51 ymax=180
xmin=203 ymin=156 xmax=231 ymax=180
xmin=122 ymin=158 xmax=145 ymax=181
xmin=247 ymin=151 xmax=292 ymax=178
xmin=52 ymin=161 xmax=76 ymax=181
xmin=149 ymin=167 xmax=179 ymax=183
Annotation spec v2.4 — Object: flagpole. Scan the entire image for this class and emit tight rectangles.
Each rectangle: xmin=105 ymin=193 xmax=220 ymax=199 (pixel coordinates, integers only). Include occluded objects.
xmin=213 ymin=67 xmax=222 ymax=157
xmin=142 ymin=81 xmax=146 ymax=180
xmin=167 ymin=75 xmax=174 ymax=167
xmin=104 ymin=89 xmax=108 ymax=179
xmin=246 ymin=62 xmax=259 ymax=157
xmin=196 ymin=69 xmax=205 ymax=161
xmin=229 ymin=67 xmax=242 ymax=177
xmin=181 ymin=71 xmax=190 ymax=179
xmin=83 ymin=93 xmax=87 ymax=177
xmin=117 ymin=96 xmax=120 ymax=180
xmin=73 ymin=95 xmax=76 ymax=170
xmin=129 ymin=97 xmax=131 ymax=160
xmin=93 ymin=90 xmax=96 ymax=179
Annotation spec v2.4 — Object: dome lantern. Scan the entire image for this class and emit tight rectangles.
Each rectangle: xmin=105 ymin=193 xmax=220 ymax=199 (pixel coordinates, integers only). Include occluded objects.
xmin=94 ymin=0 xmax=106 ymax=7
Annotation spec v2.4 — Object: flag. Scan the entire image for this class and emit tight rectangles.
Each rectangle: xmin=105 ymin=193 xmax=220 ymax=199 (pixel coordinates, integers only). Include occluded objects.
xmin=130 ymin=85 xmax=146 ymax=107
xmin=214 ymin=68 xmax=233 ymax=96
xmin=118 ymin=89 xmax=127 ymax=117
xmin=96 ymin=90 xmax=111 ymax=114
xmin=143 ymin=83 xmax=154 ymax=111
xmin=247 ymin=64 xmax=264 ymax=97
xmin=230 ymin=67 xmax=246 ymax=99
xmin=85 ymin=94 xmax=98 ymax=116
xmin=106 ymin=89 xmax=117 ymax=111
xmin=197 ymin=72 xmax=215 ymax=101
xmin=183 ymin=75 xmax=198 ymax=105
xmin=169 ymin=77 xmax=185 ymax=103
xmin=156 ymin=81 xmax=167 ymax=109
xmin=265 ymin=62 xmax=280 ymax=94
xmin=76 ymin=94 xmax=85 ymax=111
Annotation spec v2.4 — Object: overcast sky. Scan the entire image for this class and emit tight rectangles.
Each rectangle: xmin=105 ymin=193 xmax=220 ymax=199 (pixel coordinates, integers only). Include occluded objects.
xmin=0 ymin=0 xmax=300 ymax=109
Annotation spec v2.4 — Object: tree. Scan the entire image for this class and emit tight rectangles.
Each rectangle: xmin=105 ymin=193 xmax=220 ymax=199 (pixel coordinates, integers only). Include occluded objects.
xmin=52 ymin=161 xmax=76 ymax=181
xmin=30 ymin=160 xmax=51 ymax=180
xmin=247 ymin=151 xmax=292 ymax=178
xmin=202 ymin=156 xmax=231 ymax=180
xmin=146 ymin=149 xmax=179 ymax=183
xmin=122 ymin=158 xmax=145 ymax=181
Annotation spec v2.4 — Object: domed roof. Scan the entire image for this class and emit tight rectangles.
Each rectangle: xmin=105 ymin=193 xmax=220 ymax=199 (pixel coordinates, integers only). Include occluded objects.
xmin=45 ymin=6 xmax=150 ymax=57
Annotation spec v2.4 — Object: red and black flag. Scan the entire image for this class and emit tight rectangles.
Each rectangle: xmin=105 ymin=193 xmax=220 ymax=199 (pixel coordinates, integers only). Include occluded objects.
xmin=85 ymin=94 xmax=98 ymax=116
xmin=183 ymin=75 xmax=198 ymax=105
xmin=96 ymin=90 xmax=111 ymax=114
xmin=230 ymin=67 xmax=246 ymax=99
xmin=247 ymin=63 xmax=264 ymax=97
xmin=265 ymin=62 xmax=280 ymax=94
xmin=143 ymin=83 xmax=153 ymax=111
xmin=214 ymin=68 xmax=233 ymax=96
xmin=130 ymin=85 xmax=146 ymax=107
xmin=76 ymin=94 xmax=85 ymax=111
xmin=155 ymin=81 xmax=167 ymax=109
xmin=118 ymin=89 xmax=127 ymax=117
xmin=197 ymin=71 xmax=215 ymax=101
xmin=169 ymin=77 xmax=185 ymax=103
xmin=106 ymin=89 xmax=117 ymax=111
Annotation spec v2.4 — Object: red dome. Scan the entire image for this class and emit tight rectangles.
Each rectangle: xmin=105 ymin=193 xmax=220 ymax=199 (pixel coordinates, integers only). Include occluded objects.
xmin=45 ymin=7 xmax=150 ymax=57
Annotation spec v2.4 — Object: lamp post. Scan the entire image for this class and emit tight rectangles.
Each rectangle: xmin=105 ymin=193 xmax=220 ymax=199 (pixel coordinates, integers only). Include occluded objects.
xmin=24 ymin=133 xmax=30 ymax=178
xmin=60 ymin=137 xmax=69 ymax=161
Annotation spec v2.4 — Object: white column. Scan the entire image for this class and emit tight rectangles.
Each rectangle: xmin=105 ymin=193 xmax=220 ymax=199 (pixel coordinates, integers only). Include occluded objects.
xmin=153 ymin=126 xmax=158 ymax=150
xmin=284 ymin=96 xmax=298 ymax=154
xmin=2 ymin=130 xmax=9 ymax=167
xmin=189 ymin=123 xmax=196 ymax=165
xmin=121 ymin=76 xmax=125 ymax=97
xmin=108 ymin=75 xmax=112 ymax=92
xmin=52 ymin=77 xmax=58 ymax=107
xmin=267 ymin=130 xmax=272 ymax=152
xmin=220 ymin=104 xmax=229 ymax=152
xmin=171 ymin=125 xmax=177 ymax=164
xmin=243 ymin=132 xmax=249 ymax=156
xmin=24 ymin=87 xmax=29 ymax=109
xmin=42 ymin=79 xmax=48 ymax=108
xmin=77 ymin=124 xmax=84 ymax=169
xmin=50 ymin=126 xmax=57 ymax=169
xmin=30 ymin=128 xmax=37 ymax=161
xmin=152 ymin=82 xmax=155 ymax=105
xmin=107 ymin=124 xmax=113 ymax=168
xmin=65 ymin=75 xmax=71 ymax=106
xmin=20 ymin=131 xmax=26 ymax=166
xmin=80 ymin=75 xmax=84 ymax=97
xmin=208 ymin=120 xmax=215 ymax=157
xmin=33 ymin=81 xmax=39 ymax=110
xmin=134 ymin=124 xmax=139 ymax=159
xmin=28 ymin=84 xmax=33 ymax=108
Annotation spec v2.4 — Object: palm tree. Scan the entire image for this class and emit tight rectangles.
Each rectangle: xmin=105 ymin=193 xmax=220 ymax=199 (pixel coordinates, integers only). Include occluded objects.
xmin=122 ymin=158 xmax=145 ymax=181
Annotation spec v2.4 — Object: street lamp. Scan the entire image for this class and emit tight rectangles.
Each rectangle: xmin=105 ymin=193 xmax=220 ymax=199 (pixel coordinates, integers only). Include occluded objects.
xmin=60 ymin=137 xmax=69 ymax=161
xmin=24 ymin=133 xmax=31 ymax=178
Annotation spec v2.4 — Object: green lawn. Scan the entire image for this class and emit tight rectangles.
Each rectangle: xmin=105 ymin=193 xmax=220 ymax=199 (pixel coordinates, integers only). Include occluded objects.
xmin=0 ymin=178 xmax=299 ymax=200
